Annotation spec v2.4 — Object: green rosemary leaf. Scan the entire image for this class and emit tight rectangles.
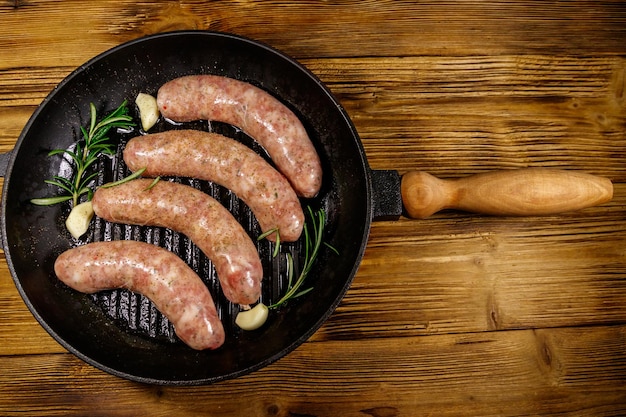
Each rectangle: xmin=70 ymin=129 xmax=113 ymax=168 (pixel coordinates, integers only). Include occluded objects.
xmin=76 ymin=185 xmax=92 ymax=199
xmin=50 ymin=148 xmax=81 ymax=166
xmin=83 ymin=150 xmax=110 ymax=170
xmin=47 ymin=149 xmax=68 ymax=157
xmin=256 ymin=227 xmax=281 ymax=257
xmin=77 ymin=172 xmax=100 ymax=190
xmin=286 ymin=252 xmax=294 ymax=289
xmin=102 ymin=116 xmax=134 ymax=126
xmin=80 ymin=124 xmax=88 ymax=137
xmin=290 ymin=287 xmax=314 ymax=299
xmin=257 ymin=227 xmax=280 ymax=241
xmin=89 ymin=103 xmax=97 ymax=136
xmin=143 ymin=176 xmax=161 ymax=191
xmin=45 ymin=178 xmax=73 ymax=195
xmin=30 ymin=195 xmax=73 ymax=206
xmin=50 ymin=175 xmax=73 ymax=186
xmin=100 ymin=167 xmax=146 ymax=189
xmin=272 ymin=232 xmax=281 ymax=258
xmin=88 ymin=142 xmax=115 ymax=154
xmin=324 ymin=241 xmax=340 ymax=255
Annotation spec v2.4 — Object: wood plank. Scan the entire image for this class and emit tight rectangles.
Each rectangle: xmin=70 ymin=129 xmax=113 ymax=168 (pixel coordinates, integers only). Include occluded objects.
xmin=0 ymin=326 xmax=624 ymax=416
xmin=3 ymin=55 xmax=625 ymax=129
xmin=315 ymin=56 xmax=626 ymax=177
xmin=316 ymin=186 xmax=626 ymax=341
xmin=1 ymin=1 xmax=625 ymax=69
xmin=1 ymin=56 xmax=624 ymax=176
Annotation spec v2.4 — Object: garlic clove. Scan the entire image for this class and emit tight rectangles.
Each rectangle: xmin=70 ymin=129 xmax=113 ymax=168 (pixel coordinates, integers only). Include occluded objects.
xmin=135 ymin=92 xmax=160 ymax=131
xmin=235 ymin=303 xmax=269 ymax=331
xmin=65 ymin=200 xmax=94 ymax=239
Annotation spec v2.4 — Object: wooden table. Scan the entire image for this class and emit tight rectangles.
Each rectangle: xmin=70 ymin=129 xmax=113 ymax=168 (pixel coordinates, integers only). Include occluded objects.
xmin=1 ymin=1 xmax=625 ymax=415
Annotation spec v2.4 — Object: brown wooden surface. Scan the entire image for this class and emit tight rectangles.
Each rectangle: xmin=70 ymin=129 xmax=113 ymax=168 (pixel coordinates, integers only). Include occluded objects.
xmin=1 ymin=1 xmax=626 ymax=415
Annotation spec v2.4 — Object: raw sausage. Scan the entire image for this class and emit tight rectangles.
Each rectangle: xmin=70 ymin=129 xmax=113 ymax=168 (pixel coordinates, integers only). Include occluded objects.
xmin=91 ymin=179 xmax=263 ymax=305
xmin=92 ymin=179 xmax=262 ymax=305
xmin=156 ymin=74 xmax=322 ymax=198
xmin=157 ymin=75 xmax=322 ymax=198
xmin=54 ymin=240 xmax=225 ymax=350
xmin=124 ymin=130 xmax=304 ymax=242
xmin=55 ymin=241 xmax=225 ymax=350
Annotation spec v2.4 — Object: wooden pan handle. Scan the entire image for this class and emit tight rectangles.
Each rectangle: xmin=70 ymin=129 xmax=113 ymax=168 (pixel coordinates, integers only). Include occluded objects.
xmin=400 ymin=168 xmax=613 ymax=219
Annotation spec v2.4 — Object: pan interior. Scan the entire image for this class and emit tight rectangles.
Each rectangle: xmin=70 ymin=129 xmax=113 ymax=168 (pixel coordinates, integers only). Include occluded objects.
xmin=1 ymin=31 xmax=372 ymax=385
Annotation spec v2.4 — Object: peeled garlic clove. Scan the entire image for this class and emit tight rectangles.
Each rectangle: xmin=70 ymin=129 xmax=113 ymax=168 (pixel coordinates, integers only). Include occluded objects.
xmin=65 ymin=200 xmax=94 ymax=239
xmin=135 ymin=92 xmax=160 ymax=131
xmin=235 ymin=303 xmax=269 ymax=331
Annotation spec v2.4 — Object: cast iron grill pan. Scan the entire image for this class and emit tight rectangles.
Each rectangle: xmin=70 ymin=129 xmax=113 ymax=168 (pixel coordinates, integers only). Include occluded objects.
xmin=2 ymin=31 xmax=371 ymax=385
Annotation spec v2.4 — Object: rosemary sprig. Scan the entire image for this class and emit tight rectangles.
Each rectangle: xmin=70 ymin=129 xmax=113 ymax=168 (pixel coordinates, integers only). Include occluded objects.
xmin=258 ymin=227 xmax=281 ymax=258
xmin=269 ymin=207 xmax=331 ymax=309
xmin=99 ymin=168 xmax=150 ymax=189
xmin=30 ymin=101 xmax=135 ymax=207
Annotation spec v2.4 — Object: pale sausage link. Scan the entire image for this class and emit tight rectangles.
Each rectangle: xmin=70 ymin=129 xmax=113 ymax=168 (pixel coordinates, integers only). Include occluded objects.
xmin=54 ymin=240 xmax=225 ymax=350
xmin=91 ymin=179 xmax=263 ymax=305
xmin=156 ymin=74 xmax=322 ymax=198
xmin=123 ymin=130 xmax=304 ymax=242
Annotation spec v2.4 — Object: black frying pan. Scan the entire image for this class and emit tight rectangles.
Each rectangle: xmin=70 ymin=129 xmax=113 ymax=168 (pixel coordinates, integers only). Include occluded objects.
xmin=0 ymin=31 xmax=612 ymax=385
xmin=1 ymin=31 xmax=372 ymax=385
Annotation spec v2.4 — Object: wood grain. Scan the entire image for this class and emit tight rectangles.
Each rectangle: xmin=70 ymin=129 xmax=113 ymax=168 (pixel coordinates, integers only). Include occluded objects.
xmin=0 ymin=326 xmax=624 ymax=416
xmin=317 ymin=55 xmax=626 ymax=177
xmin=3 ymin=56 xmax=624 ymax=175
xmin=1 ymin=0 xmax=626 ymax=65
xmin=1 ymin=1 xmax=625 ymax=415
